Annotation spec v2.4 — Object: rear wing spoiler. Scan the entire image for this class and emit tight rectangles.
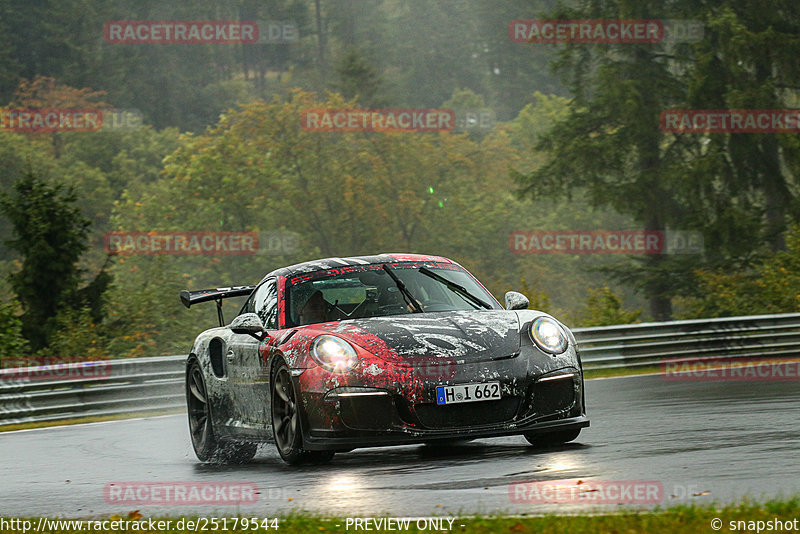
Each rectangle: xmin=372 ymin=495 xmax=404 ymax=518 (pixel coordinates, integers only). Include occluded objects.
xmin=180 ymin=285 xmax=255 ymax=326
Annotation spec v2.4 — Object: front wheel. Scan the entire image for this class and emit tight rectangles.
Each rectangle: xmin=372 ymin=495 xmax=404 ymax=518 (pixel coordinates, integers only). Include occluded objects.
xmin=524 ymin=429 xmax=581 ymax=448
xmin=271 ymin=361 xmax=334 ymax=465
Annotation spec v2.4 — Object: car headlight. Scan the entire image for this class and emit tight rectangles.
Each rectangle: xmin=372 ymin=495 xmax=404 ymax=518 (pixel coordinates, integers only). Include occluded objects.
xmin=311 ymin=335 xmax=358 ymax=373
xmin=530 ymin=317 xmax=568 ymax=355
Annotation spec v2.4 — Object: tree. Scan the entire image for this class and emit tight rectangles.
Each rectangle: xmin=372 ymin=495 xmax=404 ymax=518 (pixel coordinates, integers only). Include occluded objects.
xmin=513 ymin=1 xmax=697 ymax=321
xmin=0 ymin=170 xmax=92 ymax=350
xmin=239 ymin=0 xmax=310 ymax=94
xmin=0 ymin=299 xmax=28 ymax=362
xmin=381 ymin=0 xmax=486 ymax=108
xmin=680 ymin=4 xmax=800 ymax=255
xmin=473 ymin=0 xmax=566 ymax=119
xmin=105 ymin=88 xmax=649 ymax=358
xmin=0 ymin=11 xmax=21 ymax=101
xmin=579 ymin=286 xmax=641 ymax=327
xmin=332 ymin=48 xmax=387 ymax=107
xmin=8 ymin=76 xmax=109 ymax=157
xmin=0 ymin=0 xmax=103 ymax=102
xmin=679 ymin=225 xmax=800 ymax=318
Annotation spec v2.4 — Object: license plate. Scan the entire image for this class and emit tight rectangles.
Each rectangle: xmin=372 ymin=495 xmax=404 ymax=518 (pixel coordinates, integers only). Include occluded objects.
xmin=436 ymin=382 xmax=501 ymax=405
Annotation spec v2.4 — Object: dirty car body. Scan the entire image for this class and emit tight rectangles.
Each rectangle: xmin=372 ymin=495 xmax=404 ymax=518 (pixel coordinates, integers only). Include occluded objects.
xmin=181 ymin=253 xmax=589 ymax=464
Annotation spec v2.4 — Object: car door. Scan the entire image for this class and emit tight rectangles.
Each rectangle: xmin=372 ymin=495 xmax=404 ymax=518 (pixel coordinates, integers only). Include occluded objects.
xmin=227 ymin=279 xmax=278 ymax=427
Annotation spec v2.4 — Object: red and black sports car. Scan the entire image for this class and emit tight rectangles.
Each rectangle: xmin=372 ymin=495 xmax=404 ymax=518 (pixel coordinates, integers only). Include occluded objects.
xmin=181 ymin=254 xmax=588 ymax=464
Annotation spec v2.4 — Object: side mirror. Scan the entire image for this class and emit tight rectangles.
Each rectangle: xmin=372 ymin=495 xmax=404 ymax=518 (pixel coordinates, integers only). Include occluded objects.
xmin=504 ymin=291 xmax=529 ymax=311
xmin=230 ymin=313 xmax=268 ymax=340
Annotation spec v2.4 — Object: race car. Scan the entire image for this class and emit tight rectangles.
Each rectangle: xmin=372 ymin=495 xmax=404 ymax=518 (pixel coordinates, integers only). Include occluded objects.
xmin=181 ymin=253 xmax=588 ymax=464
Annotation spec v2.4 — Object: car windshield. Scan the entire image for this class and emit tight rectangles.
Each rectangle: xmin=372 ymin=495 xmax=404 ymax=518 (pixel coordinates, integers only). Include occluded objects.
xmin=286 ymin=262 xmax=500 ymax=327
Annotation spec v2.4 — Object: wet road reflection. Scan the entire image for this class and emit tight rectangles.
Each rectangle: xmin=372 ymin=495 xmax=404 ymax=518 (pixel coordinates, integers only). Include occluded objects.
xmin=1 ymin=374 xmax=798 ymax=516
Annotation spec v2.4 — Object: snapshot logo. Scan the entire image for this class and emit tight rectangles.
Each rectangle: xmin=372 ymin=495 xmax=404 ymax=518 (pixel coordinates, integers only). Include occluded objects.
xmin=0 ymin=357 xmax=112 ymax=382
xmin=661 ymin=109 xmax=800 ymax=134
xmin=300 ymin=108 xmax=456 ymax=133
xmin=509 ymin=19 xmax=703 ymax=44
xmin=105 ymin=231 xmax=258 ymax=255
xmin=103 ymin=20 xmax=298 ymax=45
xmin=104 ymin=482 xmax=259 ymax=505
xmin=509 ymin=230 xmax=703 ymax=255
xmin=509 ymin=479 xmax=663 ymax=504
xmin=0 ymin=108 xmax=143 ymax=133
xmin=662 ymin=357 xmax=800 ymax=381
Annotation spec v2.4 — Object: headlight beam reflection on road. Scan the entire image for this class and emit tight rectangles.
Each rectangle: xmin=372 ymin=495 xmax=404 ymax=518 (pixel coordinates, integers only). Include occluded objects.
xmin=543 ymin=454 xmax=581 ymax=473
xmin=326 ymin=475 xmax=362 ymax=492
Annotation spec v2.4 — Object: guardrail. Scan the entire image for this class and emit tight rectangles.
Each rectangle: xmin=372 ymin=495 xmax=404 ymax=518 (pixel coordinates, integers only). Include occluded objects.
xmin=573 ymin=312 xmax=800 ymax=370
xmin=1 ymin=312 xmax=799 ymax=427
xmin=0 ymin=355 xmax=185 ymax=426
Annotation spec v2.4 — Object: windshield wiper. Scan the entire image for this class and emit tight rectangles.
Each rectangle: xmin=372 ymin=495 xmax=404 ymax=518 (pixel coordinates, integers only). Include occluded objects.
xmin=418 ymin=266 xmax=492 ymax=310
xmin=382 ymin=264 xmax=424 ymax=313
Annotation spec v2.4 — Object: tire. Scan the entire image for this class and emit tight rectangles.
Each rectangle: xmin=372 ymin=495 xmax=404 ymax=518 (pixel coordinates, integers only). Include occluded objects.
xmin=187 ymin=358 xmax=257 ymax=464
xmin=524 ymin=429 xmax=581 ymax=448
xmin=271 ymin=360 xmax=334 ymax=465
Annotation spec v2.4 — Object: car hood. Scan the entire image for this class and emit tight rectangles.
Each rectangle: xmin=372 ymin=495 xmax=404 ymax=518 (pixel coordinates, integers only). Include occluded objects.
xmin=324 ymin=310 xmax=521 ymax=364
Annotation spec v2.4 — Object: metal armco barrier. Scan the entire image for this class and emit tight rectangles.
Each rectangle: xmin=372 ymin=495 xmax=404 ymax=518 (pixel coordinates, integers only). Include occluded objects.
xmin=0 ymin=355 xmax=186 ymax=426
xmin=574 ymin=312 xmax=800 ymax=370
xmin=2 ymin=312 xmax=799 ymax=427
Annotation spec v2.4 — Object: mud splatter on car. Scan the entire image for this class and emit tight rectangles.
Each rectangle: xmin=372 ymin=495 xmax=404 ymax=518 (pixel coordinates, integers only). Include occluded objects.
xmin=181 ymin=253 xmax=588 ymax=464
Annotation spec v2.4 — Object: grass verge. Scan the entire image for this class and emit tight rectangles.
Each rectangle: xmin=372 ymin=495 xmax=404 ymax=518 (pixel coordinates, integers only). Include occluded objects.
xmin=583 ymin=365 xmax=662 ymax=379
xmin=0 ymin=409 xmax=184 ymax=432
xmin=2 ymin=499 xmax=798 ymax=533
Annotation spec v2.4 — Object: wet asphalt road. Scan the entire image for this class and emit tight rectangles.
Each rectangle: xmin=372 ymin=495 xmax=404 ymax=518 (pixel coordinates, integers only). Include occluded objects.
xmin=1 ymin=374 xmax=799 ymax=518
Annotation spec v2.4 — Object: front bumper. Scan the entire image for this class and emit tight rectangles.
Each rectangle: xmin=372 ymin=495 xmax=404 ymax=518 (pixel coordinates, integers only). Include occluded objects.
xmin=295 ymin=354 xmax=588 ymax=451
xmin=302 ymin=415 xmax=589 ymax=451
